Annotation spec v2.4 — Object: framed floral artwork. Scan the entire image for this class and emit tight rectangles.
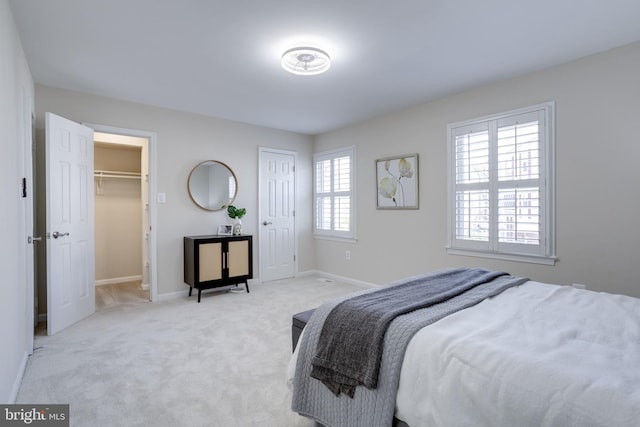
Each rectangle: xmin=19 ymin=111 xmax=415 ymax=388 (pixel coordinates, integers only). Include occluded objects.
xmin=376 ymin=154 xmax=419 ymax=209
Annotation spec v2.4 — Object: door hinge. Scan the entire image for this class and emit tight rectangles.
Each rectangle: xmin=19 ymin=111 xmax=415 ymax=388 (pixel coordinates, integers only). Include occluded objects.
xmin=21 ymin=177 xmax=27 ymax=198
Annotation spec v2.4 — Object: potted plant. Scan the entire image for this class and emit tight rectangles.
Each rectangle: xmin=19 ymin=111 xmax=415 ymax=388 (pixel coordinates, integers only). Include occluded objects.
xmin=225 ymin=205 xmax=246 ymax=235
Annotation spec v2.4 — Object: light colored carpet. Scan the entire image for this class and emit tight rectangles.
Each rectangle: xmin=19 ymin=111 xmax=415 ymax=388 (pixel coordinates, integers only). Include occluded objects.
xmin=17 ymin=276 xmax=365 ymax=426
xmin=95 ymin=281 xmax=149 ymax=312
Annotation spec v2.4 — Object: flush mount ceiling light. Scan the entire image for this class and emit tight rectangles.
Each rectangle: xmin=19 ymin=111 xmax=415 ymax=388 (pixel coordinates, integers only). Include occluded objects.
xmin=281 ymin=46 xmax=331 ymax=76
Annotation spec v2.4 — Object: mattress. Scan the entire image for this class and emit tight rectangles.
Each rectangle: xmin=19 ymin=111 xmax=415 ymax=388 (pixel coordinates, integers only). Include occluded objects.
xmin=289 ymin=281 xmax=640 ymax=426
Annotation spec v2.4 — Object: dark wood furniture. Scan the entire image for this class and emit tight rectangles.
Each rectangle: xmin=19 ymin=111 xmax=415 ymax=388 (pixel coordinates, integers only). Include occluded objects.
xmin=184 ymin=234 xmax=252 ymax=302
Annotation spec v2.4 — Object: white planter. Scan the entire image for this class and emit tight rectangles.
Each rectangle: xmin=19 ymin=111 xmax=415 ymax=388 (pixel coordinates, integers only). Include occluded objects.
xmin=232 ymin=218 xmax=242 ymax=235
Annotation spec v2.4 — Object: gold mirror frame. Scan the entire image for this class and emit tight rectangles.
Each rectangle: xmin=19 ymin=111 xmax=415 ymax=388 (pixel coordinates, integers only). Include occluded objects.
xmin=187 ymin=160 xmax=237 ymax=211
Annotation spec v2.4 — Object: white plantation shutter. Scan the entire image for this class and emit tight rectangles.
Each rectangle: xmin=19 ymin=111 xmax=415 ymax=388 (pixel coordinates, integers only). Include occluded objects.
xmin=314 ymin=147 xmax=355 ymax=239
xmin=453 ymin=122 xmax=490 ymax=249
xmin=496 ymin=112 xmax=541 ymax=252
xmin=448 ymin=103 xmax=555 ymax=264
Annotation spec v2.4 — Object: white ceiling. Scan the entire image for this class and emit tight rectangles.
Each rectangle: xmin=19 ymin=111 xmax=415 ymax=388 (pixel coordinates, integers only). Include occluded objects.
xmin=9 ymin=0 xmax=640 ymax=135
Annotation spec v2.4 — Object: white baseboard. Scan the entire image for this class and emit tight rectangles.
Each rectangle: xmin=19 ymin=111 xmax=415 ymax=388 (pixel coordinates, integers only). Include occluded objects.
xmin=297 ymin=270 xmax=377 ymax=289
xmin=156 ymin=290 xmax=189 ymax=302
xmin=95 ymin=275 xmax=143 ymax=286
xmin=8 ymin=351 xmax=29 ymax=403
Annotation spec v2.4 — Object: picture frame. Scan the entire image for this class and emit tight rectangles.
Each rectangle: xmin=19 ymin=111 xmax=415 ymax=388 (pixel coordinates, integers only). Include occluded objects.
xmin=376 ymin=154 xmax=419 ymax=209
xmin=217 ymin=224 xmax=233 ymax=236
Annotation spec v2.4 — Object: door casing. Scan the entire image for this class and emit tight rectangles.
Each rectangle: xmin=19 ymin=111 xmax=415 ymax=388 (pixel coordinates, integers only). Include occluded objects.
xmin=85 ymin=123 xmax=158 ymax=302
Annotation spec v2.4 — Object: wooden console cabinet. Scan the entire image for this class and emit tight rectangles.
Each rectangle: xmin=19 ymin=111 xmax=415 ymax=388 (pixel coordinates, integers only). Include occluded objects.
xmin=184 ymin=234 xmax=253 ymax=302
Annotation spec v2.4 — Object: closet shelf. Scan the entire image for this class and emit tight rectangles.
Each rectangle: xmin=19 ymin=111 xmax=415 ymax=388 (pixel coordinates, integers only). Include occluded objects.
xmin=94 ymin=170 xmax=141 ymax=179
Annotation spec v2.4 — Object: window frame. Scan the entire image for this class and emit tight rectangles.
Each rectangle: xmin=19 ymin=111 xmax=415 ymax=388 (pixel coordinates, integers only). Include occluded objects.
xmin=313 ymin=146 xmax=357 ymax=241
xmin=446 ymin=102 xmax=556 ymax=265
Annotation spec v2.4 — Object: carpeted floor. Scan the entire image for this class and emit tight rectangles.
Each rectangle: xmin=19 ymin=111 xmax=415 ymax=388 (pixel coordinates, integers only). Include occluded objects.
xmin=95 ymin=281 xmax=149 ymax=312
xmin=17 ymin=276 xmax=365 ymax=427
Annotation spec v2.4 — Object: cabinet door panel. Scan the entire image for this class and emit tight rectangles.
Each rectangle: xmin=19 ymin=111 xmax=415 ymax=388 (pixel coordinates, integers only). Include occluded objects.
xmin=199 ymin=242 xmax=223 ymax=281
xmin=228 ymin=240 xmax=249 ymax=278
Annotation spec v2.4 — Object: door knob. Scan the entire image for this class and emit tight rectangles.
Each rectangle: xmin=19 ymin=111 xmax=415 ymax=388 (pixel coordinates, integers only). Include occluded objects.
xmin=52 ymin=231 xmax=70 ymax=239
xmin=262 ymin=221 xmax=273 ymax=226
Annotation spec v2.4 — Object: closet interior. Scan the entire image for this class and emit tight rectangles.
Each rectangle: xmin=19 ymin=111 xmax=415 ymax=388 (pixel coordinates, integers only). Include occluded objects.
xmin=94 ymin=133 xmax=150 ymax=309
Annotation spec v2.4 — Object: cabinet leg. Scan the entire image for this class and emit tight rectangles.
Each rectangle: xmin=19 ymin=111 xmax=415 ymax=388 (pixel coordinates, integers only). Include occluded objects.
xmin=189 ymin=287 xmax=193 ymax=297
xmin=198 ymin=289 xmax=202 ymax=303
xmin=245 ymin=280 xmax=250 ymax=293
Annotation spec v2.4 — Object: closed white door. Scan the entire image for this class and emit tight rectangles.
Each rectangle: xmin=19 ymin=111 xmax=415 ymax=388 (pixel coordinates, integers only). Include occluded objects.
xmin=46 ymin=113 xmax=95 ymax=335
xmin=259 ymin=148 xmax=296 ymax=282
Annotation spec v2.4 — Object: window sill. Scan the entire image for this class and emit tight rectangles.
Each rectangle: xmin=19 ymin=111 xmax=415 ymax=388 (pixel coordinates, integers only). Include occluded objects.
xmin=313 ymin=234 xmax=358 ymax=244
xmin=447 ymin=247 xmax=557 ymax=266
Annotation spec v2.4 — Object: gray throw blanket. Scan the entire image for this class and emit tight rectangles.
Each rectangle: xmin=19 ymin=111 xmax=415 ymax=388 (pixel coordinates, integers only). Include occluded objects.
xmin=311 ymin=268 xmax=509 ymax=397
xmin=292 ymin=269 xmax=528 ymax=427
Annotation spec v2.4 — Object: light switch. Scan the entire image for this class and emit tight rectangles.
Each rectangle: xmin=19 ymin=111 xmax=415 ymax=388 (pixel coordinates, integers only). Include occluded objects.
xmin=157 ymin=192 xmax=166 ymax=203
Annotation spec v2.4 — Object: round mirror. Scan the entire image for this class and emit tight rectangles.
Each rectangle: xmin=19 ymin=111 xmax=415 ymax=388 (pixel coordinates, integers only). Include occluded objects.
xmin=187 ymin=160 xmax=237 ymax=211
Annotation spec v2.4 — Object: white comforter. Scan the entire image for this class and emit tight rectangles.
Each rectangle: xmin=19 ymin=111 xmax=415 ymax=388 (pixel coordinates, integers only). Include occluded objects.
xmin=289 ymin=281 xmax=640 ymax=426
xmin=395 ymin=281 xmax=640 ymax=426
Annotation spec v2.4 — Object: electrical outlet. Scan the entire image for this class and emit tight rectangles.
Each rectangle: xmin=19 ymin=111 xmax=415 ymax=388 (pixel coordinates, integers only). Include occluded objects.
xmin=345 ymin=250 xmax=351 ymax=260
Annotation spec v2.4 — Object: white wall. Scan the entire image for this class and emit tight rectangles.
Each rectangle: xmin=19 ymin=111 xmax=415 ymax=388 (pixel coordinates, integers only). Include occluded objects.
xmin=34 ymin=86 xmax=315 ymax=297
xmin=314 ymin=42 xmax=640 ymax=298
xmin=0 ymin=0 xmax=34 ymax=402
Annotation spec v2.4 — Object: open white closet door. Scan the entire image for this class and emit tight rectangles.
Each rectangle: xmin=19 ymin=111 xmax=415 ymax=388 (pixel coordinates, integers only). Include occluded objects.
xmin=45 ymin=112 xmax=95 ymax=335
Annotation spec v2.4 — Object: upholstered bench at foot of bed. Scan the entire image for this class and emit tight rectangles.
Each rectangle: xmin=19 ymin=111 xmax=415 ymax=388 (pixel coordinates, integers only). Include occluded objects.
xmin=292 ymin=308 xmax=316 ymax=352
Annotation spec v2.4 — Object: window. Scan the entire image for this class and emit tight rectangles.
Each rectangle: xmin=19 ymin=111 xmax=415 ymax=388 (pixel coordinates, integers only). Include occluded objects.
xmin=314 ymin=146 xmax=356 ymax=240
xmin=447 ymin=103 xmax=555 ymax=264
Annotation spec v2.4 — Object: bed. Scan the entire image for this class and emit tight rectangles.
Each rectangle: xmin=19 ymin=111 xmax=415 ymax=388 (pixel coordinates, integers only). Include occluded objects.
xmin=287 ymin=269 xmax=640 ymax=427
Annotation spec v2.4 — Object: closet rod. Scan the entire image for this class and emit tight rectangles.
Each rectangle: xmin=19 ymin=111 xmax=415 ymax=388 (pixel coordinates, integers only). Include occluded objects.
xmin=94 ymin=170 xmax=141 ymax=179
